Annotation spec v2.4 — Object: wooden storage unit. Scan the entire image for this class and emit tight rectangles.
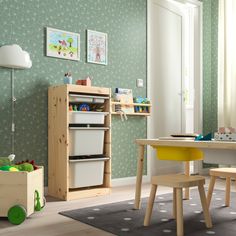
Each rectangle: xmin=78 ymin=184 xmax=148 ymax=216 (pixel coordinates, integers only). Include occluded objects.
xmin=111 ymin=101 xmax=151 ymax=116
xmin=48 ymin=84 xmax=111 ymax=201
xmin=0 ymin=167 xmax=44 ymax=217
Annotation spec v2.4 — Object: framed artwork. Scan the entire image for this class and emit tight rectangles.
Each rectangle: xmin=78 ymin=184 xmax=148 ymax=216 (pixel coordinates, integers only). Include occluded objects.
xmin=87 ymin=30 xmax=108 ymax=65
xmin=46 ymin=27 xmax=80 ymax=61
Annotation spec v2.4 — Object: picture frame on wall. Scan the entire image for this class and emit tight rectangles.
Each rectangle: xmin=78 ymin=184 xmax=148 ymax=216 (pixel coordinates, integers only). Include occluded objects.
xmin=87 ymin=30 xmax=108 ymax=65
xmin=46 ymin=27 xmax=80 ymax=61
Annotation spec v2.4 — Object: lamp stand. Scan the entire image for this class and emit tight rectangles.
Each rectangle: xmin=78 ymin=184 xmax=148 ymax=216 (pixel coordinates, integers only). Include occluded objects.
xmin=11 ymin=68 xmax=16 ymax=155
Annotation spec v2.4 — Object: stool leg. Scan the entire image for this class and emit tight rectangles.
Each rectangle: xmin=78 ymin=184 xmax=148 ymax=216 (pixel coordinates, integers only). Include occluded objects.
xmin=173 ymin=188 xmax=177 ymax=219
xmin=207 ymin=176 xmax=216 ymax=208
xmin=225 ymin=177 xmax=231 ymax=207
xmin=184 ymin=161 xmax=190 ymax=200
xmin=176 ymin=188 xmax=184 ymax=236
xmin=144 ymin=184 xmax=157 ymax=226
xmin=198 ymin=184 xmax=212 ymax=228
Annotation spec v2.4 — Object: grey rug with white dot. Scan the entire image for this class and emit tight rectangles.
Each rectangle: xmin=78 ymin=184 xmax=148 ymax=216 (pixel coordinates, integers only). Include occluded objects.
xmin=60 ymin=189 xmax=236 ymax=235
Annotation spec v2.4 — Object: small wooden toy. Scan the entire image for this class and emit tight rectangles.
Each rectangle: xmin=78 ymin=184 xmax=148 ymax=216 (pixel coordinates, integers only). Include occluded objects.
xmin=76 ymin=76 xmax=92 ymax=86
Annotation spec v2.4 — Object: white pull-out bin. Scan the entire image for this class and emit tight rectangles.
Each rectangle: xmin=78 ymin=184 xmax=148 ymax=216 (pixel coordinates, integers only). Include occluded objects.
xmin=69 ymin=157 xmax=109 ymax=188
xmin=69 ymin=127 xmax=108 ymax=156
xmin=69 ymin=94 xmax=108 ymax=103
xmin=69 ymin=111 xmax=108 ymax=124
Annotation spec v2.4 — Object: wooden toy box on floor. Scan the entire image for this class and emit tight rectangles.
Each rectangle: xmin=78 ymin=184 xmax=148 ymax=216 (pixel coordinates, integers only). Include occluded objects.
xmin=0 ymin=167 xmax=44 ymax=218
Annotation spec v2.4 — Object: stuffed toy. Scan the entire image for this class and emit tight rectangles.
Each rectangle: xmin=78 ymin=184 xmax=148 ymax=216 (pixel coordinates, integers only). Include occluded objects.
xmin=0 ymin=163 xmax=34 ymax=172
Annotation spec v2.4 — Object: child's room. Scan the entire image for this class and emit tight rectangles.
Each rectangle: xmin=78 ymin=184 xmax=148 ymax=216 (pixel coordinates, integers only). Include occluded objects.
xmin=1 ymin=0 xmax=236 ymax=235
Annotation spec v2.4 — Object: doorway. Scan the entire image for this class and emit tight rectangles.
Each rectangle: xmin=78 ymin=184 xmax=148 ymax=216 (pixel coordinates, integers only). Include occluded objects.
xmin=147 ymin=0 xmax=202 ymax=177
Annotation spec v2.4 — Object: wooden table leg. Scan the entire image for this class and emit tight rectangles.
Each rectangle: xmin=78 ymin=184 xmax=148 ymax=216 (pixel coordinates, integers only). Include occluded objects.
xmin=134 ymin=144 xmax=145 ymax=209
xmin=184 ymin=161 xmax=190 ymax=199
xmin=176 ymin=188 xmax=184 ymax=236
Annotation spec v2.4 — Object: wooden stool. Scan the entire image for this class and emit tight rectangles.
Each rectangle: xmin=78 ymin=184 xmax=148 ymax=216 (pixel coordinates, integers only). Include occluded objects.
xmin=144 ymin=174 xmax=212 ymax=236
xmin=207 ymin=168 xmax=236 ymax=208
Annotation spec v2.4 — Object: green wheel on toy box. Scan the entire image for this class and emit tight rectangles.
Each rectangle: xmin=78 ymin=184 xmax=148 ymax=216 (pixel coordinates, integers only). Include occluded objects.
xmin=8 ymin=205 xmax=26 ymax=225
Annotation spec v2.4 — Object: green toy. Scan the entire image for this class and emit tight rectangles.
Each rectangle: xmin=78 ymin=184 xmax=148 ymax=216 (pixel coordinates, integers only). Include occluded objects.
xmin=0 ymin=165 xmax=19 ymax=171
xmin=0 ymin=163 xmax=34 ymax=172
xmin=13 ymin=163 xmax=34 ymax=172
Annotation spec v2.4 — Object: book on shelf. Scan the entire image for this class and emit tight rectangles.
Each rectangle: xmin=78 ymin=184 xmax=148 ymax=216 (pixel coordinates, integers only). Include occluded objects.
xmin=114 ymin=88 xmax=134 ymax=113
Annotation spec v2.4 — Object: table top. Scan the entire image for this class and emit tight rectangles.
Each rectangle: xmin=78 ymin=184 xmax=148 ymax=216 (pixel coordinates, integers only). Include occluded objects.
xmin=136 ymin=139 xmax=236 ymax=150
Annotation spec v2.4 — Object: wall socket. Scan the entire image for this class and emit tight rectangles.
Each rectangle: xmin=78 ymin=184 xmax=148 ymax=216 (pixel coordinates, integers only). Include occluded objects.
xmin=136 ymin=79 xmax=143 ymax=88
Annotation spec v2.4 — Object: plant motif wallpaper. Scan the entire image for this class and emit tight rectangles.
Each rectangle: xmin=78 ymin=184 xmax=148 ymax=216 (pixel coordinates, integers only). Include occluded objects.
xmin=0 ymin=0 xmax=218 ymax=184
xmin=0 ymin=0 xmax=147 ymax=183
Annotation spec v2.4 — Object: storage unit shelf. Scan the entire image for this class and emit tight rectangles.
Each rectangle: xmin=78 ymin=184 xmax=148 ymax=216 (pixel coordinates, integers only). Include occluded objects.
xmin=111 ymin=112 xmax=150 ymax=116
xmin=111 ymin=101 xmax=151 ymax=106
xmin=48 ymin=84 xmax=111 ymax=201
xmin=111 ymin=101 xmax=151 ymax=116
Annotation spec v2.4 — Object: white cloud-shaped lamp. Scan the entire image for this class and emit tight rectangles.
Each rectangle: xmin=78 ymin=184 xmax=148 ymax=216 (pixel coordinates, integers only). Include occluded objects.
xmin=0 ymin=44 xmax=32 ymax=69
xmin=0 ymin=44 xmax=32 ymax=156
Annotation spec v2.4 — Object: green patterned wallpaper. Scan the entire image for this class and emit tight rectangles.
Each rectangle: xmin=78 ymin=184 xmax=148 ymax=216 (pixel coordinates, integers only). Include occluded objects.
xmin=0 ymin=0 xmax=147 ymax=182
xmin=0 ymin=0 xmax=219 ymax=182
xmin=202 ymin=0 xmax=218 ymax=134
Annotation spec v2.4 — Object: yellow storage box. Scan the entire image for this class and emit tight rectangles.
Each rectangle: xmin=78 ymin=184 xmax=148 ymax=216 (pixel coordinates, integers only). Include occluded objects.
xmin=153 ymin=146 xmax=203 ymax=161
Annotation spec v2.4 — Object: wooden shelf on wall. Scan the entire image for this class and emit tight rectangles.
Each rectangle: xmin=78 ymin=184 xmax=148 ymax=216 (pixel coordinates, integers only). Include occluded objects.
xmin=111 ymin=112 xmax=150 ymax=116
xmin=111 ymin=101 xmax=151 ymax=117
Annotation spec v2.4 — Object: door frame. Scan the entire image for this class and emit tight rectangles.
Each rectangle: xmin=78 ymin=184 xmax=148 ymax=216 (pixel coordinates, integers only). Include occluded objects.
xmin=147 ymin=0 xmax=203 ymax=180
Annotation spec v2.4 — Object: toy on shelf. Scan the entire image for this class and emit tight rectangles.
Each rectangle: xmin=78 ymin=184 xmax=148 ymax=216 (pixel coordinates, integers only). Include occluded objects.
xmin=78 ymin=103 xmax=90 ymax=111
xmin=69 ymin=103 xmax=91 ymax=112
xmin=73 ymin=104 xmax=78 ymax=111
xmin=133 ymin=97 xmax=150 ymax=113
xmin=76 ymin=76 xmax=92 ymax=86
xmin=64 ymin=72 xmax=73 ymax=84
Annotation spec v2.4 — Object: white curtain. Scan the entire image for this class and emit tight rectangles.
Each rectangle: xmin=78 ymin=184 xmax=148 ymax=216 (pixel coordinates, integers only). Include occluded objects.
xmin=218 ymin=0 xmax=236 ymax=128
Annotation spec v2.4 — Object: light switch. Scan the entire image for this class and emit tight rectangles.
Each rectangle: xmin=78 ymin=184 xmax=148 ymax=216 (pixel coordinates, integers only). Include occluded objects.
xmin=136 ymin=79 xmax=143 ymax=88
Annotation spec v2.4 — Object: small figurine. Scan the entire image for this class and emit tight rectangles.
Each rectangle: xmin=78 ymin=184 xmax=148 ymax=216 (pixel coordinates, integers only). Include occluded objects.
xmin=73 ymin=105 xmax=78 ymax=111
xmin=64 ymin=72 xmax=73 ymax=84
xmin=69 ymin=105 xmax=73 ymax=111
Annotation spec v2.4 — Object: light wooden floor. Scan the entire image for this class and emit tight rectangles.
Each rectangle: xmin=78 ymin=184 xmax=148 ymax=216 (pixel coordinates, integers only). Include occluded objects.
xmin=0 ymin=178 xmax=234 ymax=236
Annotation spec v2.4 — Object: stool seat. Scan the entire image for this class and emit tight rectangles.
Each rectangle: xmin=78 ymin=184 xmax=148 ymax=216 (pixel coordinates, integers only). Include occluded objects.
xmin=209 ymin=168 xmax=236 ymax=177
xmin=151 ymin=174 xmax=205 ymax=188
xmin=144 ymin=174 xmax=212 ymax=236
xmin=207 ymin=168 xmax=236 ymax=208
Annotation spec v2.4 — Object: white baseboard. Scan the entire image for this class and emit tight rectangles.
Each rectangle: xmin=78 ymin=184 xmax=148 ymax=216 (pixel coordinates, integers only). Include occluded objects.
xmin=44 ymin=176 xmax=150 ymax=196
xmin=111 ymin=175 xmax=150 ymax=187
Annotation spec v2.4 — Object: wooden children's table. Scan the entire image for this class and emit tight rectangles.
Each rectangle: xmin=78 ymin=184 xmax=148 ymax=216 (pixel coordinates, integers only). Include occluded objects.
xmin=134 ymin=139 xmax=236 ymax=209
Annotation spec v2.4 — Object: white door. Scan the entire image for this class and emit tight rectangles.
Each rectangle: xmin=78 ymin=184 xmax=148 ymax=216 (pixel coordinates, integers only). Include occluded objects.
xmin=147 ymin=0 xmax=202 ymax=176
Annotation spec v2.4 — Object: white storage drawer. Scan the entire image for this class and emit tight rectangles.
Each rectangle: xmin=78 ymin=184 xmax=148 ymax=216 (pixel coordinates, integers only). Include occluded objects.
xmin=69 ymin=94 xmax=108 ymax=103
xmin=69 ymin=111 xmax=108 ymax=124
xmin=69 ymin=127 xmax=108 ymax=156
xmin=69 ymin=157 xmax=109 ymax=188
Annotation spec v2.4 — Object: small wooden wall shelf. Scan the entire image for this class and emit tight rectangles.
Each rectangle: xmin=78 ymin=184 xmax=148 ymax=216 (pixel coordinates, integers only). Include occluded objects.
xmin=111 ymin=101 xmax=151 ymax=116
xmin=48 ymin=84 xmax=111 ymax=201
